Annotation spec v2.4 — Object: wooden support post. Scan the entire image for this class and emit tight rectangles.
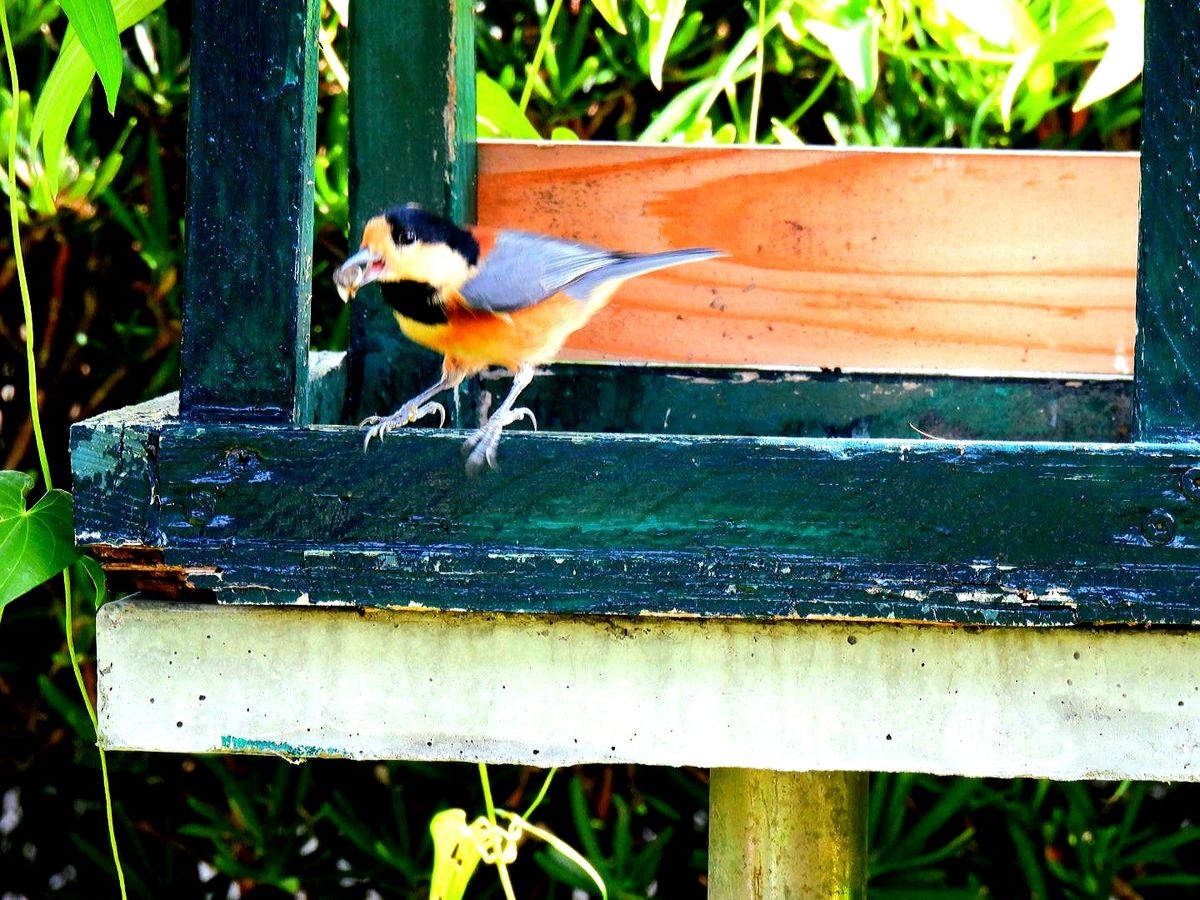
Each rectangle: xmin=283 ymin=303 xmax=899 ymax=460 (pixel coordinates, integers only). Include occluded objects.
xmin=709 ymin=769 xmax=867 ymax=899
xmin=179 ymin=0 xmax=319 ymax=424
xmin=1134 ymin=0 xmax=1200 ymax=441
xmin=347 ymin=0 xmax=476 ymax=423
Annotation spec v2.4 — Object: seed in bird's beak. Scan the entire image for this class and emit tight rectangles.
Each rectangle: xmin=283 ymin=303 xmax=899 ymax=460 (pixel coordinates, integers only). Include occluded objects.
xmin=334 ymin=248 xmax=384 ymax=302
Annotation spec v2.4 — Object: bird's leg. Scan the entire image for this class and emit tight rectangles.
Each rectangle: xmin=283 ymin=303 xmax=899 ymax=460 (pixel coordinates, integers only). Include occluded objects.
xmin=463 ymin=365 xmax=537 ymax=473
xmin=361 ymin=369 xmax=465 ymax=449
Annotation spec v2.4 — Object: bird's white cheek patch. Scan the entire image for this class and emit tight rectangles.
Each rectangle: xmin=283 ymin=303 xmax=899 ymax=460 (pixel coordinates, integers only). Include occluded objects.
xmin=400 ymin=242 xmax=477 ymax=291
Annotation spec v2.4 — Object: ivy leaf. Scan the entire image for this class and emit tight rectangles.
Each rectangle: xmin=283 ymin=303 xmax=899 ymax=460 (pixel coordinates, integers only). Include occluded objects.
xmin=58 ymin=0 xmax=123 ymax=114
xmin=0 ymin=474 xmax=78 ymax=608
xmin=0 ymin=471 xmax=79 ymax=610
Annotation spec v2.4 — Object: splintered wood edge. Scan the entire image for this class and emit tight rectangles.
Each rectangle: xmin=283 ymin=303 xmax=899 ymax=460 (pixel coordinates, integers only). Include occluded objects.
xmin=477 ymin=141 xmax=1138 ymax=376
xmin=98 ymin=599 xmax=1200 ymax=780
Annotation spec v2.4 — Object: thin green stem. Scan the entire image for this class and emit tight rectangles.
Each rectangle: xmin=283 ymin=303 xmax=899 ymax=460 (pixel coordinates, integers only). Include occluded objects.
xmin=1 ymin=5 xmax=125 ymax=897
xmin=1 ymin=0 xmax=51 ymax=490
xmin=522 ymin=767 xmax=557 ymax=820
xmin=479 ymin=763 xmax=498 ymax=824
xmin=748 ymin=0 xmax=767 ymax=142
xmin=518 ymin=0 xmax=564 ymax=116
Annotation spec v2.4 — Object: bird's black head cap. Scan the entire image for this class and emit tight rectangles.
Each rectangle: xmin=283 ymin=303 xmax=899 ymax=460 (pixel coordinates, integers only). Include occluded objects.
xmin=383 ymin=204 xmax=479 ymax=266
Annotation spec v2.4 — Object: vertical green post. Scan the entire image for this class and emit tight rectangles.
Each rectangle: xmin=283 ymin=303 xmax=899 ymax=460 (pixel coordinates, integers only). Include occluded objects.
xmin=709 ymin=769 xmax=868 ymax=899
xmin=1134 ymin=0 xmax=1200 ymax=441
xmin=179 ymin=0 xmax=319 ymax=424
xmin=346 ymin=0 xmax=477 ymax=423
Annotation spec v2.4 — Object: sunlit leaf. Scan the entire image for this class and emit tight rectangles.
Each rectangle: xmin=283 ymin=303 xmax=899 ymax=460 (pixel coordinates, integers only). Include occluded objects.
xmin=58 ymin=0 xmax=123 ymax=114
xmin=31 ymin=0 xmax=166 ymax=197
xmin=428 ymin=809 xmax=482 ymax=900
xmin=648 ymin=0 xmax=687 ymax=89
xmin=804 ymin=15 xmax=880 ymax=99
xmin=0 ymin=471 xmax=79 ymax=610
xmin=770 ymin=118 xmax=804 ymax=145
xmin=999 ymin=45 xmax=1039 ymax=129
xmin=588 ymin=0 xmax=627 ymax=35
xmin=550 ymin=126 xmax=580 ymax=140
xmin=1074 ymin=0 xmax=1144 ymax=110
xmin=940 ymin=0 xmax=1040 ymax=49
xmin=475 ymin=72 xmax=540 ymax=139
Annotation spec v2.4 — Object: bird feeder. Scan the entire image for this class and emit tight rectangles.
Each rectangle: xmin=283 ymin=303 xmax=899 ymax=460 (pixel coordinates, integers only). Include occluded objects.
xmin=71 ymin=0 xmax=1200 ymax=895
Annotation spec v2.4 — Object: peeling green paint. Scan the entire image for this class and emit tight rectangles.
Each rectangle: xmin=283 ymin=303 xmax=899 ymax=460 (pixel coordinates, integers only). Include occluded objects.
xmin=220 ymin=735 xmax=342 ymax=757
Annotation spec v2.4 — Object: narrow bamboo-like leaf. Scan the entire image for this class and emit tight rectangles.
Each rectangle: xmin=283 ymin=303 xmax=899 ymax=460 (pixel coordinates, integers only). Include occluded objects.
xmin=999 ymin=45 xmax=1039 ymax=129
xmin=31 ymin=0 xmax=166 ymax=197
xmin=648 ymin=0 xmax=687 ymax=89
xmin=1074 ymin=0 xmax=1144 ymax=110
xmin=0 ymin=471 xmax=79 ymax=609
xmin=588 ymin=0 xmax=627 ymax=35
xmin=58 ymin=0 xmax=122 ymax=113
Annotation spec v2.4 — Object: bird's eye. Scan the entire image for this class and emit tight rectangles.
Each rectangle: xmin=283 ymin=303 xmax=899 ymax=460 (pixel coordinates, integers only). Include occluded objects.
xmin=399 ymin=228 xmax=417 ymax=246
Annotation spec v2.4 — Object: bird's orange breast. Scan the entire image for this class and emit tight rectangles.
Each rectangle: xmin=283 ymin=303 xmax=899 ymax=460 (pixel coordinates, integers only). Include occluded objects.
xmin=395 ymin=289 xmax=614 ymax=373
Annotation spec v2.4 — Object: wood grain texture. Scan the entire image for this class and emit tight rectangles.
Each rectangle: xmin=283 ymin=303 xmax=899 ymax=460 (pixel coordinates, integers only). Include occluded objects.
xmin=71 ymin=402 xmax=1200 ymax=624
xmin=179 ymin=0 xmax=318 ymax=423
xmin=1134 ymin=0 xmax=1200 ymax=440
xmin=476 ymin=141 xmax=1138 ymax=376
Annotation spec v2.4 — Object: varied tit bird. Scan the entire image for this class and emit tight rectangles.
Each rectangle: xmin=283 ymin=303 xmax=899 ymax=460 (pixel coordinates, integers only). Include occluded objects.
xmin=334 ymin=204 xmax=723 ymax=473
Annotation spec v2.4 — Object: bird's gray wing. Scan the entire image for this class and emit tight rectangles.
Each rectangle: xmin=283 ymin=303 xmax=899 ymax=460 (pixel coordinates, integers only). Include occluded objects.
xmin=459 ymin=230 xmax=625 ymax=312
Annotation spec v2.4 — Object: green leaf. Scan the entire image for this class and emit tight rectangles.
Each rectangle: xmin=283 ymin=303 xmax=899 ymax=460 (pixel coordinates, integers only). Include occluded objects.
xmin=804 ymin=15 xmax=880 ymax=99
xmin=940 ymin=0 xmax=1040 ymax=49
xmin=77 ymin=554 xmax=108 ymax=609
xmin=0 ymin=471 xmax=79 ymax=610
xmin=648 ymin=0 xmax=687 ymax=89
xmin=476 ymin=72 xmax=540 ymax=139
xmin=58 ymin=0 xmax=123 ymax=114
xmin=588 ymin=0 xmax=627 ymax=35
xmin=1074 ymin=0 xmax=1144 ymax=111
xmin=428 ymin=809 xmax=482 ymax=900
xmin=31 ymin=0 xmax=166 ymax=197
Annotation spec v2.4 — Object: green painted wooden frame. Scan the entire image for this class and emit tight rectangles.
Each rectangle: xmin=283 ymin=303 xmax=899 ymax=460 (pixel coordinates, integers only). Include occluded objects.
xmin=72 ymin=0 xmax=1200 ymax=627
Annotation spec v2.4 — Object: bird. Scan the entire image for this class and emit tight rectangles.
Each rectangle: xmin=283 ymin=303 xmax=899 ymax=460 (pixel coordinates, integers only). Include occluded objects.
xmin=334 ymin=204 xmax=724 ymax=473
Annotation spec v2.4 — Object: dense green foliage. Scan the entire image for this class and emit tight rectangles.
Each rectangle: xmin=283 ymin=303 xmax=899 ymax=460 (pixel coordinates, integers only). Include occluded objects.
xmin=1 ymin=0 xmax=1194 ymax=897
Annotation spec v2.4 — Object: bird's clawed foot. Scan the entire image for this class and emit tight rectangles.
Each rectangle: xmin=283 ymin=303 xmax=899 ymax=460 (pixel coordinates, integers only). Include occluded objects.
xmin=462 ymin=406 xmax=538 ymax=475
xmin=360 ymin=400 xmax=447 ymax=449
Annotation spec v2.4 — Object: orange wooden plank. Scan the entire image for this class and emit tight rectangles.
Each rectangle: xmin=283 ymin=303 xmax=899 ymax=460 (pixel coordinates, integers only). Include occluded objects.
xmin=477 ymin=141 xmax=1138 ymax=376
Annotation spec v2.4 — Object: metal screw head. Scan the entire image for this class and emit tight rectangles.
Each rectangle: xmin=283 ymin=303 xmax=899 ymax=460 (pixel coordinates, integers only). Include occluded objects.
xmin=1141 ymin=508 xmax=1177 ymax=545
xmin=1183 ymin=466 xmax=1200 ymax=500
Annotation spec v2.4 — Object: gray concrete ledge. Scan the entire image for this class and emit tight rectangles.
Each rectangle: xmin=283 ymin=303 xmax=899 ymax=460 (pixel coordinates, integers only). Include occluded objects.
xmin=97 ymin=599 xmax=1200 ymax=780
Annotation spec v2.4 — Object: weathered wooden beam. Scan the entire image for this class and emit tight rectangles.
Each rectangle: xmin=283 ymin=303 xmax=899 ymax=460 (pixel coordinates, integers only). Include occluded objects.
xmin=504 ymin=366 xmax=1130 ymax=443
xmin=72 ymin=402 xmax=1200 ymax=623
xmin=179 ymin=0 xmax=319 ymax=424
xmin=709 ymin=769 xmax=867 ymax=899
xmin=1134 ymin=0 xmax=1200 ymax=440
xmin=477 ymin=141 xmax=1138 ymax=376
xmin=346 ymin=0 xmax=476 ymax=423
xmin=96 ymin=599 xmax=1200 ymax=781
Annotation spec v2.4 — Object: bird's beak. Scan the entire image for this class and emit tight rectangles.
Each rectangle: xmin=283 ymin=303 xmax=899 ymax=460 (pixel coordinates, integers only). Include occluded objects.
xmin=334 ymin=248 xmax=384 ymax=302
